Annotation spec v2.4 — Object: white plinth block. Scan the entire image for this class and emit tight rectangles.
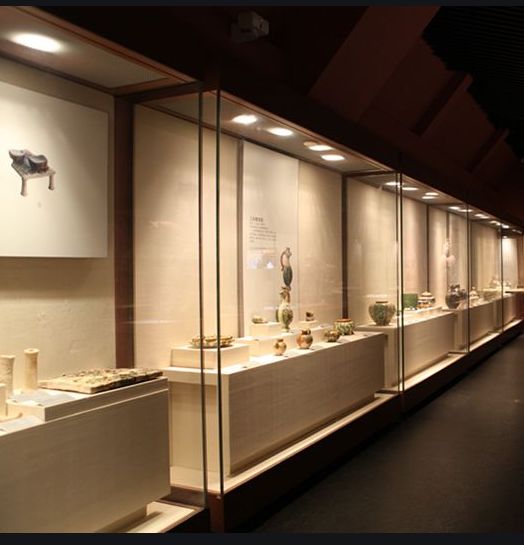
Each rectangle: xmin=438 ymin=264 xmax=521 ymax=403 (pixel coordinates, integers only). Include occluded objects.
xmin=0 ymin=355 xmax=15 ymax=396
xmin=170 ymin=344 xmax=250 ymax=369
xmin=249 ymin=322 xmax=283 ymax=337
xmin=298 ymin=320 xmax=319 ymax=330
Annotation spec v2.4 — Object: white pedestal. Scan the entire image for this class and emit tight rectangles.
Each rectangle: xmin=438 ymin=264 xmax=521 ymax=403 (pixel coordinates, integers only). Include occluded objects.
xmin=0 ymin=378 xmax=170 ymax=532
xmin=170 ymin=343 xmax=250 ymax=369
xmin=249 ymin=321 xmax=282 ymax=337
xmin=503 ymin=294 xmax=517 ymax=325
xmin=165 ymin=332 xmax=385 ymax=476
xmin=298 ymin=320 xmax=319 ymax=330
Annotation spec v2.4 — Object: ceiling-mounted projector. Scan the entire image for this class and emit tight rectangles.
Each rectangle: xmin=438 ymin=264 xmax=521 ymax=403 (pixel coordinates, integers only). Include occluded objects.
xmin=231 ymin=11 xmax=269 ymax=43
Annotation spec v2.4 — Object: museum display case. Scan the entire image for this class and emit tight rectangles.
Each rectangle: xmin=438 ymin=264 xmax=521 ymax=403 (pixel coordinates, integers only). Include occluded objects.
xmin=0 ymin=6 xmax=205 ymax=533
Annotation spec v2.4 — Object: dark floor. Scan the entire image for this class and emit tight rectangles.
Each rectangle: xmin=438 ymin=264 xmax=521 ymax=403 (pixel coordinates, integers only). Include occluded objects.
xmin=247 ymin=334 xmax=524 ymax=533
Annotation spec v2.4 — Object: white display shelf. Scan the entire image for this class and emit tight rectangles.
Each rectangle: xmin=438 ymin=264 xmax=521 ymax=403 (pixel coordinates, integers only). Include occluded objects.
xmin=249 ymin=321 xmax=282 ymax=337
xmin=165 ymin=331 xmax=386 ymax=476
xmin=119 ymin=502 xmax=200 ymax=533
xmin=0 ymin=379 xmax=171 ymax=532
xmin=6 ymin=378 xmax=167 ymax=422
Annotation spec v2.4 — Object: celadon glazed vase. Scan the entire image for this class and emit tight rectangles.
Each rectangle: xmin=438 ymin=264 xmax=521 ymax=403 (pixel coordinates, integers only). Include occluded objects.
xmin=277 ymin=285 xmax=293 ymax=331
xmin=369 ymin=300 xmax=396 ymax=326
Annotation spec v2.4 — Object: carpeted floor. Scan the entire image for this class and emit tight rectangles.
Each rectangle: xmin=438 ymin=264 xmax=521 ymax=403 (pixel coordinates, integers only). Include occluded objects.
xmin=246 ymin=334 xmax=524 ymax=532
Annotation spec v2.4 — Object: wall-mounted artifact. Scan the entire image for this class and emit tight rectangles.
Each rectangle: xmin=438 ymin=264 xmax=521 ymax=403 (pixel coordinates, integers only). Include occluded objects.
xmin=324 ymin=329 xmax=341 ymax=342
xmin=296 ymin=329 xmax=313 ymax=349
xmin=445 ymin=284 xmax=468 ymax=309
xmin=369 ymin=301 xmax=396 ymax=326
xmin=251 ymin=315 xmax=267 ymax=324
xmin=402 ymin=293 xmax=418 ymax=310
xmin=273 ymin=338 xmax=287 ymax=356
xmin=8 ymin=149 xmax=55 ymax=197
xmin=334 ymin=318 xmax=354 ymax=336
xmin=22 ymin=348 xmax=39 ymax=392
xmin=417 ymin=291 xmax=436 ymax=309
xmin=0 ymin=354 xmax=15 ymax=396
xmin=277 ymin=285 xmax=294 ymax=331
xmin=39 ymin=368 xmax=163 ymax=394
xmin=190 ymin=335 xmax=234 ymax=349
xmin=305 ymin=311 xmax=315 ymax=322
xmin=280 ymin=247 xmax=293 ymax=289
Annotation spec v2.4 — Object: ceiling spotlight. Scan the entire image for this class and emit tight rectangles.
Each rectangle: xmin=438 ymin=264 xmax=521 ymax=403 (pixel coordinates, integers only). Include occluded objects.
xmin=267 ymin=127 xmax=293 ymax=137
xmin=425 ymin=192 xmax=439 ymax=196
xmin=304 ymin=141 xmax=334 ymax=152
xmin=422 ymin=195 xmax=437 ymax=200
xmin=449 ymin=206 xmax=461 ymax=211
xmin=385 ymin=181 xmax=400 ymax=187
xmin=11 ymin=32 xmax=62 ymax=53
xmin=321 ymin=153 xmax=345 ymax=162
xmin=502 ymin=224 xmax=509 ymax=229
xmin=402 ymin=187 xmax=418 ymax=191
xmin=232 ymin=114 xmax=257 ymax=125
xmin=475 ymin=214 xmax=489 ymax=219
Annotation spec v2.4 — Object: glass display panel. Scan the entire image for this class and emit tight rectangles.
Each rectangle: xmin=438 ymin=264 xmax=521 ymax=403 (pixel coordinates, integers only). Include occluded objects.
xmin=399 ymin=177 xmax=470 ymax=387
xmin=501 ymin=223 xmax=523 ymax=326
xmin=204 ymin=91 xmax=402 ymax=494
xmin=469 ymin=208 xmax=504 ymax=346
xmin=134 ymin=87 xmax=208 ymax=507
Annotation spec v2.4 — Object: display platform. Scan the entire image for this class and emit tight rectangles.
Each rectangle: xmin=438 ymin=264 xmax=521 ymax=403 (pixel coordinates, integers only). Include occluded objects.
xmin=358 ymin=311 xmax=456 ymax=386
xmin=450 ymin=299 xmax=499 ymax=348
xmin=0 ymin=378 xmax=170 ymax=532
xmin=170 ymin=343 xmax=250 ymax=369
xmin=164 ymin=331 xmax=386 ymax=476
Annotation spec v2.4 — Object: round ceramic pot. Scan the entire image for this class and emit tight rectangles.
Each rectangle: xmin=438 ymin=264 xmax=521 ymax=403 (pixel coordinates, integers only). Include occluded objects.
xmin=296 ymin=329 xmax=313 ymax=349
xmin=324 ymin=329 xmax=341 ymax=342
xmin=445 ymin=284 xmax=467 ymax=309
xmin=277 ymin=302 xmax=294 ymax=331
xmin=333 ymin=318 xmax=354 ymax=336
xmin=273 ymin=338 xmax=287 ymax=356
xmin=251 ymin=314 xmax=267 ymax=324
xmin=417 ymin=291 xmax=435 ymax=309
xmin=369 ymin=301 xmax=396 ymax=326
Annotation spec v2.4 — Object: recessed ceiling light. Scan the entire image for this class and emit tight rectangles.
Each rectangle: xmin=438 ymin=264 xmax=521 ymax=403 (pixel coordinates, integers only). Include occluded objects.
xmin=425 ymin=192 xmax=439 ymax=196
xmin=304 ymin=141 xmax=334 ymax=152
xmin=402 ymin=187 xmax=418 ymax=191
xmin=490 ymin=220 xmax=501 ymax=226
xmin=385 ymin=181 xmax=400 ymax=187
xmin=449 ymin=206 xmax=462 ymax=211
xmin=267 ymin=127 xmax=293 ymax=137
xmin=321 ymin=153 xmax=345 ymax=162
xmin=502 ymin=224 xmax=509 ymax=229
xmin=422 ymin=195 xmax=437 ymax=200
xmin=11 ymin=33 xmax=62 ymax=53
xmin=232 ymin=114 xmax=257 ymax=125
xmin=475 ymin=213 xmax=489 ymax=219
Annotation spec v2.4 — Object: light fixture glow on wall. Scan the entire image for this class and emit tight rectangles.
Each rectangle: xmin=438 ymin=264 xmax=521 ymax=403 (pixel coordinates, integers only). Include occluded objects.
xmin=11 ymin=33 xmax=62 ymax=53
xmin=232 ymin=114 xmax=257 ymax=125
xmin=267 ymin=127 xmax=293 ymax=137
xmin=321 ymin=153 xmax=345 ymax=162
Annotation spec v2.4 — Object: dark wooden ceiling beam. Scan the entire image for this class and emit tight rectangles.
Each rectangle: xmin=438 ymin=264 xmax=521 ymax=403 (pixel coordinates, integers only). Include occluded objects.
xmin=469 ymin=128 xmax=509 ymax=174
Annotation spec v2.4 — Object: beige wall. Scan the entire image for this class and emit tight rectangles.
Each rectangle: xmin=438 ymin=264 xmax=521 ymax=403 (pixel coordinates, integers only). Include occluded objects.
xmin=346 ymin=179 xmax=399 ymax=325
xmin=297 ymin=162 xmax=343 ymax=323
xmin=134 ymin=106 xmax=238 ymax=367
xmin=402 ymin=197 xmax=428 ymax=295
xmin=471 ymin=223 xmax=501 ymax=290
xmin=0 ymin=57 xmax=115 ymax=385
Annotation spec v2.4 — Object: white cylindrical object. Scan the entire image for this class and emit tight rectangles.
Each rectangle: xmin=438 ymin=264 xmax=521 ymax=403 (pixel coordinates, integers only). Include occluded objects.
xmin=0 ymin=384 xmax=6 ymax=417
xmin=23 ymin=348 xmax=39 ymax=391
xmin=0 ymin=355 xmax=15 ymax=396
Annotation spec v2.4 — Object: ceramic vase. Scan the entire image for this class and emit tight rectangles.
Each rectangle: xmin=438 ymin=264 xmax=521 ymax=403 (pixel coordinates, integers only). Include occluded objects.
xmin=369 ymin=301 xmax=396 ymax=326
xmin=334 ymin=318 xmax=354 ymax=336
xmin=277 ymin=287 xmax=294 ymax=331
xmin=296 ymin=329 xmax=313 ymax=349
xmin=0 ymin=354 xmax=15 ymax=396
xmin=417 ymin=291 xmax=435 ymax=309
xmin=273 ymin=338 xmax=287 ymax=356
xmin=325 ymin=329 xmax=341 ymax=342
xmin=445 ymin=284 xmax=467 ymax=309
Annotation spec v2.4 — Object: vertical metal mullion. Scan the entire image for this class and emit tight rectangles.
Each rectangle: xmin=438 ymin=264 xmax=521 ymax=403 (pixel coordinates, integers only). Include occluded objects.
xmin=237 ymin=139 xmax=245 ymax=337
xmin=397 ymin=171 xmax=405 ymax=394
xmin=215 ymin=89 xmax=225 ymax=498
xmin=197 ymin=87 xmax=209 ymax=503
xmin=342 ymin=176 xmax=349 ymax=317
